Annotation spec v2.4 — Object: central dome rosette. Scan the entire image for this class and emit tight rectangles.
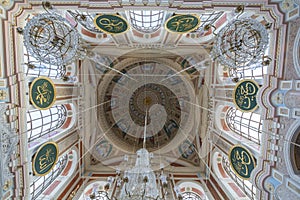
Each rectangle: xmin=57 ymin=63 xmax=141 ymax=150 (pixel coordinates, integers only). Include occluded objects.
xmin=97 ymin=58 xmax=197 ymax=156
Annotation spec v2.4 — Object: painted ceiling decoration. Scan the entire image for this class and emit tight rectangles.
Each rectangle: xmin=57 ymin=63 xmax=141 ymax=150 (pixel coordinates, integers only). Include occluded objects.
xmin=97 ymin=61 xmax=196 ymax=155
xmin=3 ymin=0 xmax=297 ymax=199
xmin=29 ymin=77 xmax=56 ymax=110
xmin=94 ymin=14 xmax=130 ymax=35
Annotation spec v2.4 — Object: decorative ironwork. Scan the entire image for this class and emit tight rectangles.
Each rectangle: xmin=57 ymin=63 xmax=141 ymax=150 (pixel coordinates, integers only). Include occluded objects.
xmin=23 ymin=13 xmax=81 ymax=66
xmin=211 ymin=18 xmax=269 ymax=69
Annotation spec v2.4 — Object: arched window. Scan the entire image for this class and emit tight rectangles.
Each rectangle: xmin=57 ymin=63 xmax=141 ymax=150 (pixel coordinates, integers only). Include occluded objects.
xmin=24 ymin=48 xmax=66 ymax=79
xmin=27 ymin=105 xmax=67 ymax=144
xmin=30 ymin=154 xmax=68 ymax=199
xmin=222 ymin=156 xmax=256 ymax=199
xmin=212 ymin=152 xmax=257 ymax=200
xmin=182 ymin=191 xmax=202 ymax=200
xmin=30 ymin=149 xmax=78 ymax=200
xmin=129 ymin=10 xmax=164 ymax=33
xmin=226 ymin=107 xmax=262 ymax=145
xmin=177 ymin=181 xmax=208 ymax=200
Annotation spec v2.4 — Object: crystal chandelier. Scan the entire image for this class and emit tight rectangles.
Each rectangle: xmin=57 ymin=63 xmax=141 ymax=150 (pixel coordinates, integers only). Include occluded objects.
xmin=119 ymin=148 xmax=159 ymax=200
xmin=211 ymin=17 xmax=269 ymax=69
xmin=22 ymin=11 xmax=82 ymax=66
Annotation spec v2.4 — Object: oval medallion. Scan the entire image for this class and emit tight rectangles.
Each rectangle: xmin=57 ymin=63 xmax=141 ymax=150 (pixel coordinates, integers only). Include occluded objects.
xmin=94 ymin=14 xmax=129 ymax=34
xmin=165 ymin=14 xmax=200 ymax=33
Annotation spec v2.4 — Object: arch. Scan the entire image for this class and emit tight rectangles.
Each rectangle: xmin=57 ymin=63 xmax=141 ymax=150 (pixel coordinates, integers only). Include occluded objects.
xmin=215 ymin=104 xmax=262 ymax=151
xmin=284 ymin=120 xmax=300 ymax=182
xmin=225 ymin=107 xmax=262 ymax=145
xmin=79 ymin=181 xmax=110 ymax=200
xmin=30 ymin=149 xmax=78 ymax=200
xmin=177 ymin=181 xmax=208 ymax=200
xmin=212 ymin=152 xmax=256 ymax=200
xmin=27 ymin=103 xmax=76 ymax=147
xmin=129 ymin=10 xmax=164 ymax=33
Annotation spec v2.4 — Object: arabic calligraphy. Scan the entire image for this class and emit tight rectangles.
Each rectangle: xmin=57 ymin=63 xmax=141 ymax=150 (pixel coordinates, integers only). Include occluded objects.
xmin=99 ymin=18 xmax=124 ymax=32
xmin=94 ymin=14 xmax=128 ymax=34
xmin=234 ymin=80 xmax=259 ymax=112
xmin=232 ymin=150 xmax=251 ymax=176
xmin=166 ymin=15 xmax=200 ymax=33
xmin=39 ymin=148 xmax=55 ymax=172
xmin=33 ymin=142 xmax=58 ymax=176
xmin=30 ymin=77 xmax=56 ymax=110
xmin=229 ymin=145 xmax=256 ymax=179
xmin=36 ymin=82 xmax=52 ymax=105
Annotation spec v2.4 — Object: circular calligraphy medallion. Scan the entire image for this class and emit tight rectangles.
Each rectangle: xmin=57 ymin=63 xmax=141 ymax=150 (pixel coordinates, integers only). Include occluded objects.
xmin=165 ymin=14 xmax=200 ymax=33
xmin=94 ymin=14 xmax=129 ymax=35
xmin=30 ymin=77 xmax=56 ymax=110
xmin=233 ymin=79 xmax=259 ymax=112
xmin=228 ymin=145 xmax=256 ymax=180
xmin=32 ymin=142 xmax=59 ymax=176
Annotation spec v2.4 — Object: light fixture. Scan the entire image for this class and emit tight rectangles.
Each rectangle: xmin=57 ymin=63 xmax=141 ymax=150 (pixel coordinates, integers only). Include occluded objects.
xmin=22 ymin=3 xmax=85 ymax=66
xmin=211 ymin=18 xmax=269 ymax=69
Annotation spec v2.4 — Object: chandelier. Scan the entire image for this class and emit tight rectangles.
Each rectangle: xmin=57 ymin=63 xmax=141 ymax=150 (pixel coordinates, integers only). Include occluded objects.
xmin=22 ymin=11 xmax=83 ymax=66
xmin=211 ymin=18 xmax=269 ymax=69
xmin=119 ymin=148 xmax=159 ymax=200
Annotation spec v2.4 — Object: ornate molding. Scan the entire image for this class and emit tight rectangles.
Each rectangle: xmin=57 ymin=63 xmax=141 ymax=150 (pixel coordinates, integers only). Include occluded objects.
xmin=0 ymin=104 xmax=18 ymax=198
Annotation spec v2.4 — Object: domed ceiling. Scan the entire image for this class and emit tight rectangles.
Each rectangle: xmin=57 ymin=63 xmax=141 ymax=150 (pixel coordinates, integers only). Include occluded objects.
xmin=87 ymin=47 xmax=210 ymax=169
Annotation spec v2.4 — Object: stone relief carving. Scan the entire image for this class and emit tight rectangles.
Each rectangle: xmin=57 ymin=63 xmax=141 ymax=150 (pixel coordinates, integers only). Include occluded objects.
xmin=0 ymin=104 xmax=18 ymax=198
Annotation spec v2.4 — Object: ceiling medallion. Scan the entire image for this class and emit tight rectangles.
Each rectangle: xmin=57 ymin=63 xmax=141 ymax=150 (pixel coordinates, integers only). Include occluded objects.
xmin=94 ymin=14 xmax=130 ymax=35
xmin=23 ymin=13 xmax=81 ymax=65
xmin=211 ymin=18 xmax=269 ymax=69
xmin=165 ymin=14 xmax=201 ymax=33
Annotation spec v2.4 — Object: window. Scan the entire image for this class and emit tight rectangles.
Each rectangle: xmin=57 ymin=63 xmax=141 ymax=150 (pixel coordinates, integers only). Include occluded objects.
xmin=182 ymin=192 xmax=203 ymax=200
xmin=30 ymin=154 xmax=68 ymax=199
xmin=27 ymin=105 xmax=67 ymax=143
xmin=24 ymin=48 xmax=66 ymax=79
xmin=222 ymin=156 xmax=256 ymax=199
xmin=129 ymin=10 xmax=164 ymax=33
xmin=226 ymin=107 xmax=262 ymax=144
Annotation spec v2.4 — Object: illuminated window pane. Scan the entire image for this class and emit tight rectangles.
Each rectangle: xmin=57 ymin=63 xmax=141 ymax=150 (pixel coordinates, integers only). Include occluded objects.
xmin=222 ymin=156 xmax=256 ymax=199
xmin=182 ymin=192 xmax=202 ymax=200
xmin=27 ymin=105 xmax=67 ymax=143
xmin=30 ymin=154 xmax=68 ymax=199
xmin=226 ymin=107 xmax=262 ymax=144
xmin=129 ymin=10 xmax=164 ymax=33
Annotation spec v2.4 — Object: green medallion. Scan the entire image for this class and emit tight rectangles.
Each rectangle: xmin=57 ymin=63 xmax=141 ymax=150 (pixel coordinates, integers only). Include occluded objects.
xmin=228 ymin=145 xmax=256 ymax=180
xmin=30 ymin=77 xmax=56 ymax=110
xmin=32 ymin=142 xmax=59 ymax=176
xmin=165 ymin=14 xmax=200 ymax=33
xmin=233 ymin=79 xmax=259 ymax=112
xmin=94 ymin=14 xmax=129 ymax=35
